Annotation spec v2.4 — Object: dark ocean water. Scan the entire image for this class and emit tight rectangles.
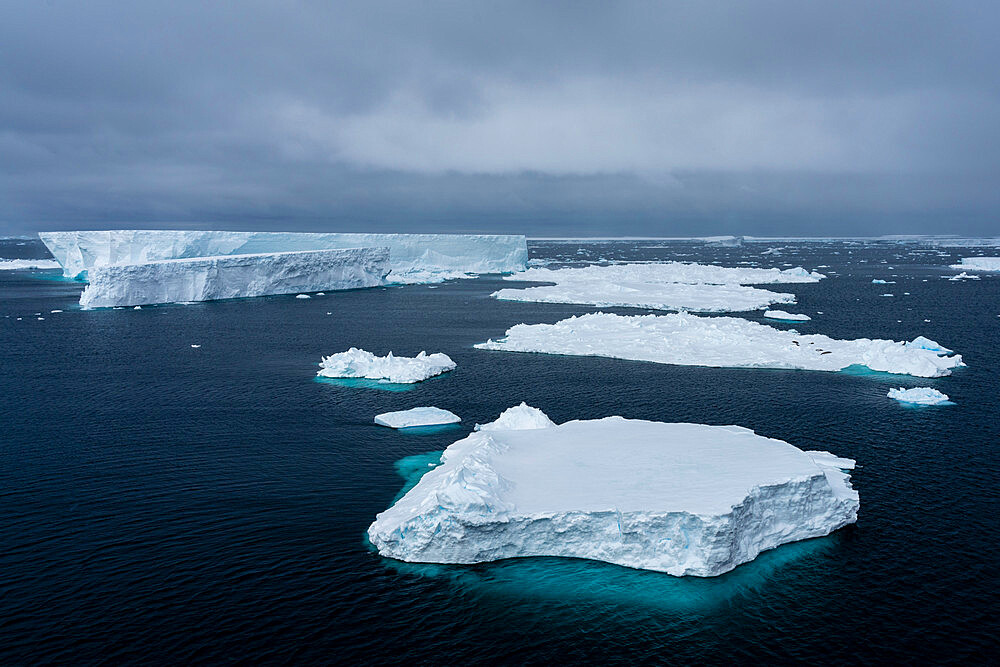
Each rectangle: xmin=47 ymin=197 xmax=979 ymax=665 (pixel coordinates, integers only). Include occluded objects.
xmin=2 ymin=238 xmax=998 ymax=664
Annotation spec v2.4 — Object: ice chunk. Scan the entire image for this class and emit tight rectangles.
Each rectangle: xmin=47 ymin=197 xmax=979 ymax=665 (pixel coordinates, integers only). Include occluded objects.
xmin=79 ymin=247 xmax=389 ymax=308
xmin=475 ymin=402 xmax=556 ymax=431
xmin=764 ymin=310 xmax=811 ymax=321
xmin=475 ymin=312 xmax=964 ymax=378
xmin=295 ymin=294 xmax=311 ymax=299
xmin=871 ymin=279 xmax=895 ymax=284
xmin=887 ymin=387 xmax=951 ymax=405
xmin=950 ymin=257 xmax=1000 ymax=272
xmin=375 ymin=407 xmax=461 ymax=428
xmin=946 ymin=272 xmax=980 ymax=281
xmin=317 ymin=348 xmax=456 ymax=384
xmin=0 ymin=259 xmax=60 ymax=270
xmin=368 ymin=406 xmax=859 ymax=577
xmin=38 ymin=230 xmax=527 ymax=281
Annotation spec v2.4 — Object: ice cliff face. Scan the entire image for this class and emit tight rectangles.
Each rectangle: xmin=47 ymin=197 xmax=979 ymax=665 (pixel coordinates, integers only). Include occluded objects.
xmin=39 ymin=230 xmax=527 ymax=280
xmin=79 ymin=247 xmax=388 ymax=308
xmin=368 ymin=406 xmax=859 ymax=577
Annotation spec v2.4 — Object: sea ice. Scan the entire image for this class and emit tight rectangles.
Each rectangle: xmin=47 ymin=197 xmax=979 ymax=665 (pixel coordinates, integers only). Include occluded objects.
xmin=317 ymin=348 xmax=456 ymax=384
xmin=887 ymin=387 xmax=951 ymax=405
xmin=947 ymin=272 xmax=980 ymax=281
xmin=764 ymin=310 xmax=811 ymax=321
xmin=374 ymin=407 xmax=461 ymax=428
xmin=0 ymin=259 xmax=61 ymax=270
xmin=950 ymin=257 xmax=1000 ymax=272
xmin=368 ymin=405 xmax=859 ymax=577
xmin=475 ymin=312 xmax=964 ymax=378
xmin=79 ymin=247 xmax=389 ymax=308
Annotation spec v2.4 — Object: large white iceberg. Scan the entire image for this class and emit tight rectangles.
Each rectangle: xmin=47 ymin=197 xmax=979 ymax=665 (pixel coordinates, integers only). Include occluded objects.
xmin=375 ymin=407 xmax=461 ymax=428
xmin=318 ymin=348 xmax=456 ymax=384
xmin=476 ymin=312 xmax=964 ymax=378
xmin=493 ymin=263 xmax=824 ymax=313
xmin=38 ymin=230 xmax=527 ymax=281
xmin=887 ymin=387 xmax=951 ymax=405
xmin=0 ymin=259 xmax=61 ymax=270
xmin=368 ymin=405 xmax=859 ymax=577
xmin=950 ymin=257 xmax=1000 ymax=272
xmin=79 ymin=247 xmax=389 ymax=308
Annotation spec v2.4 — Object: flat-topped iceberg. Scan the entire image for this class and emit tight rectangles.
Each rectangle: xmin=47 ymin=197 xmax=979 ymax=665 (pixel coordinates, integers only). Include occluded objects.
xmin=950 ymin=257 xmax=1000 ymax=272
xmin=476 ymin=312 xmax=964 ymax=378
xmin=375 ymin=407 xmax=461 ymax=428
xmin=492 ymin=263 xmax=824 ymax=313
xmin=79 ymin=247 xmax=388 ymax=308
xmin=368 ymin=405 xmax=859 ymax=577
xmin=38 ymin=230 xmax=527 ymax=281
xmin=764 ymin=310 xmax=811 ymax=321
xmin=318 ymin=348 xmax=456 ymax=384
xmin=0 ymin=259 xmax=60 ymax=270
xmin=887 ymin=387 xmax=951 ymax=405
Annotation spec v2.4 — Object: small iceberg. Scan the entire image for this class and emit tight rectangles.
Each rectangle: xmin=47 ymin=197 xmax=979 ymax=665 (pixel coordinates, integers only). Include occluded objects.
xmin=318 ymin=348 xmax=456 ymax=384
xmin=887 ymin=387 xmax=951 ymax=405
xmin=947 ymin=272 xmax=980 ymax=281
xmin=375 ymin=407 xmax=461 ymax=429
xmin=763 ymin=310 xmax=811 ymax=321
xmin=871 ymin=279 xmax=895 ymax=284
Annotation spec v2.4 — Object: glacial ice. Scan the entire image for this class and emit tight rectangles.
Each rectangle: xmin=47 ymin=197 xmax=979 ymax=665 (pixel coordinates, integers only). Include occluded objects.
xmin=475 ymin=312 xmax=964 ymax=378
xmin=367 ymin=405 xmax=859 ymax=577
xmin=764 ymin=310 xmax=811 ymax=321
xmin=317 ymin=348 xmax=456 ymax=384
xmin=38 ymin=230 xmax=527 ymax=281
xmin=950 ymin=257 xmax=1000 ymax=272
xmin=375 ymin=407 xmax=461 ymax=428
xmin=887 ymin=387 xmax=951 ymax=405
xmin=0 ymin=259 xmax=61 ymax=270
xmin=493 ymin=263 xmax=824 ymax=313
xmin=79 ymin=247 xmax=389 ymax=308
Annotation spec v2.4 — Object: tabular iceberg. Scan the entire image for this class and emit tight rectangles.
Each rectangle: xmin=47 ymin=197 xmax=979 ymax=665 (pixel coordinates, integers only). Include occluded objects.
xmin=764 ymin=310 xmax=812 ymax=321
xmin=0 ymin=259 xmax=61 ymax=270
xmin=493 ymin=263 xmax=824 ymax=313
xmin=374 ymin=407 xmax=461 ymax=428
xmin=475 ymin=312 xmax=964 ymax=378
xmin=38 ymin=230 xmax=527 ymax=281
xmin=318 ymin=348 xmax=456 ymax=383
xmin=368 ymin=405 xmax=859 ymax=577
xmin=950 ymin=257 xmax=1000 ymax=272
xmin=79 ymin=247 xmax=389 ymax=308
xmin=887 ymin=387 xmax=951 ymax=405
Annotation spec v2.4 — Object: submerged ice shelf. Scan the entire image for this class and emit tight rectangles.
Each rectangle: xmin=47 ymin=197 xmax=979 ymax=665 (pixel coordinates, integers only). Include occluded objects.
xmin=476 ymin=312 xmax=964 ymax=378
xmin=318 ymin=348 xmax=456 ymax=384
xmin=368 ymin=405 xmax=859 ymax=577
xmin=79 ymin=248 xmax=389 ymax=308
xmin=375 ymin=407 xmax=461 ymax=428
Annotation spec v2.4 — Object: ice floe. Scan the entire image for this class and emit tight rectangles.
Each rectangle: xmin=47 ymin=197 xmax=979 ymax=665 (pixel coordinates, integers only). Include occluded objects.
xmin=764 ymin=310 xmax=811 ymax=321
xmin=375 ymin=407 xmax=461 ymax=428
xmin=318 ymin=348 xmax=456 ymax=383
xmin=887 ymin=387 xmax=951 ymax=405
xmin=368 ymin=405 xmax=859 ymax=576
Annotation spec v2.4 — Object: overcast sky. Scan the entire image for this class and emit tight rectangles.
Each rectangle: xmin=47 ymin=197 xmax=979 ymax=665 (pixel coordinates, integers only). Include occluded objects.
xmin=2 ymin=1 xmax=998 ymax=236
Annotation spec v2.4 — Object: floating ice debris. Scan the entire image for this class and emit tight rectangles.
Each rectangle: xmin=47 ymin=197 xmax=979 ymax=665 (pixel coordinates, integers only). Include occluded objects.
xmin=947 ymin=272 xmax=980 ymax=281
xmin=950 ymin=257 xmax=1000 ymax=272
xmin=476 ymin=312 xmax=964 ymax=378
xmin=50 ymin=310 xmax=62 ymax=313
xmin=133 ymin=306 xmax=141 ymax=309
xmin=316 ymin=292 xmax=325 ymax=295
xmin=318 ymin=348 xmax=456 ymax=384
xmin=368 ymin=405 xmax=859 ymax=577
xmin=191 ymin=344 xmax=201 ymax=348
xmin=0 ymin=259 xmax=60 ymax=270
xmin=887 ymin=387 xmax=951 ymax=405
xmin=374 ymin=407 xmax=461 ymax=429
xmin=295 ymin=294 xmax=311 ymax=299
xmin=763 ymin=310 xmax=812 ymax=321
xmin=881 ymin=293 xmax=894 ymax=297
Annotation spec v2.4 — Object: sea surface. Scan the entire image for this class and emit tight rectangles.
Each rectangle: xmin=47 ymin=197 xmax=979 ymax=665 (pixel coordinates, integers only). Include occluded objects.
xmin=2 ymin=238 xmax=998 ymax=663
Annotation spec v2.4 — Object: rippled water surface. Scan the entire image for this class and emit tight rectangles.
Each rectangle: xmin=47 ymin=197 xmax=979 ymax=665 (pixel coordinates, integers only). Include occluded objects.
xmin=2 ymin=238 xmax=998 ymax=663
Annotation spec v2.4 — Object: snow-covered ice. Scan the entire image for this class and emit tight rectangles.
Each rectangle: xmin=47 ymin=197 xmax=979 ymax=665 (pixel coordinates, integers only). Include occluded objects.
xmin=374 ymin=407 xmax=461 ymax=428
xmin=764 ymin=310 xmax=811 ymax=321
xmin=0 ymin=259 xmax=60 ymax=270
xmin=79 ymin=247 xmax=389 ymax=308
xmin=474 ymin=402 xmax=556 ymax=431
xmin=887 ymin=387 xmax=951 ymax=405
xmin=317 ymin=348 xmax=456 ymax=384
xmin=492 ymin=263 xmax=824 ymax=313
xmin=476 ymin=312 xmax=964 ymax=378
xmin=368 ymin=405 xmax=859 ymax=577
xmin=950 ymin=257 xmax=1000 ymax=272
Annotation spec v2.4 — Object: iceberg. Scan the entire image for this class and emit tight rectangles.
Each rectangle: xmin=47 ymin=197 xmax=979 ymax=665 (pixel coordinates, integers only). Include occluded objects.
xmin=475 ymin=312 xmax=964 ymax=378
xmin=38 ymin=230 xmax=527 ymax=281
xmin=368 ymin=405 xmax=859 ymax=577
xmin=79 ymin=247 xmax=389 ymax=308
xmin=950 ymin=257 xmax=1000 ymax=272
xmin=764 ymin=310 xmax=811 ymax=321
xmin=0 ymin=259 xmax=61 ymax=270
xmin=887 ymin=387 xmax=951 ymax=405
xmin=375 ymin=407 xmax=461 ymax=428
xmin=318 ymin=348 xmax=456 ymax=384
xmin=493 ymin=263 xmax=824 ymax=313
xmin=946 ymin=272 xmax=980 ymax=281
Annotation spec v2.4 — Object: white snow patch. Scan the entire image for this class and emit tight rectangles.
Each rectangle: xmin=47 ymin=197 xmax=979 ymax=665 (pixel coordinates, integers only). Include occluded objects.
xmin=887 ymin=387 xmax=951 ymax=405
xmin=317 ymin=348 xmax=456 ymax=384
xmin=375 ymin=407 xmax=461 ymax=429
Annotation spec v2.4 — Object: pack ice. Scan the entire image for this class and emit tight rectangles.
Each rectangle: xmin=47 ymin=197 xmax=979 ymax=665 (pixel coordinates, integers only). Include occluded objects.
xmin=368 ymin=404 xmax=859 ymax=577
xmin=38 ymin=230 xmax=527 ymax=281
xmin=493 ymin=263 xmax=824 ymax=313
xmin=79 ymin=248 xmax=389 ymax=308
xmin=375 ymin=407 xmax=461 ymax=428
xmin=476 ymin=312 xmax=964 ymax=378
xmin=318 ymin=348 xmax=456 ymax=384
xmin=950 ymin=257 xmax=1000 ymax=272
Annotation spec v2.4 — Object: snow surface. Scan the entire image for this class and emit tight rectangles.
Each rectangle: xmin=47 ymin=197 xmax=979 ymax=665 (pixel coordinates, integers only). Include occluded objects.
xmin=887 ymin=387 xmax=951 ymax=405
xmin=375 ymin=407 xmax=461 ymax=428
xmin=950 ymin=257 xmax=1000 ymax=272
xmin=0 ymin=259 xmax=60 ymax=270
xmin=476 ymin=312 xmax=964 ymax=378
xmin=317 ymin=348 xmax=456 ymax=383
xmin=79 ymin=248 xmax=389 ymax=308
xmin=368 ymin=405 xmax=859 ymax=577
xmin=493 ymin=263 xmax=824 ymax=313
xmin=764 ymin=310 xmax=811 ymax=321
xmin=38 ymin=230 xmax=527 ymax=281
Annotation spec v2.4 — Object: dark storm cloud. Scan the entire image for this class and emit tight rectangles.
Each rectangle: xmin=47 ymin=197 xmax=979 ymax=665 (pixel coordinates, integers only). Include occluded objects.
xmin=1 ymin=1 xmax=998 ymax=235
